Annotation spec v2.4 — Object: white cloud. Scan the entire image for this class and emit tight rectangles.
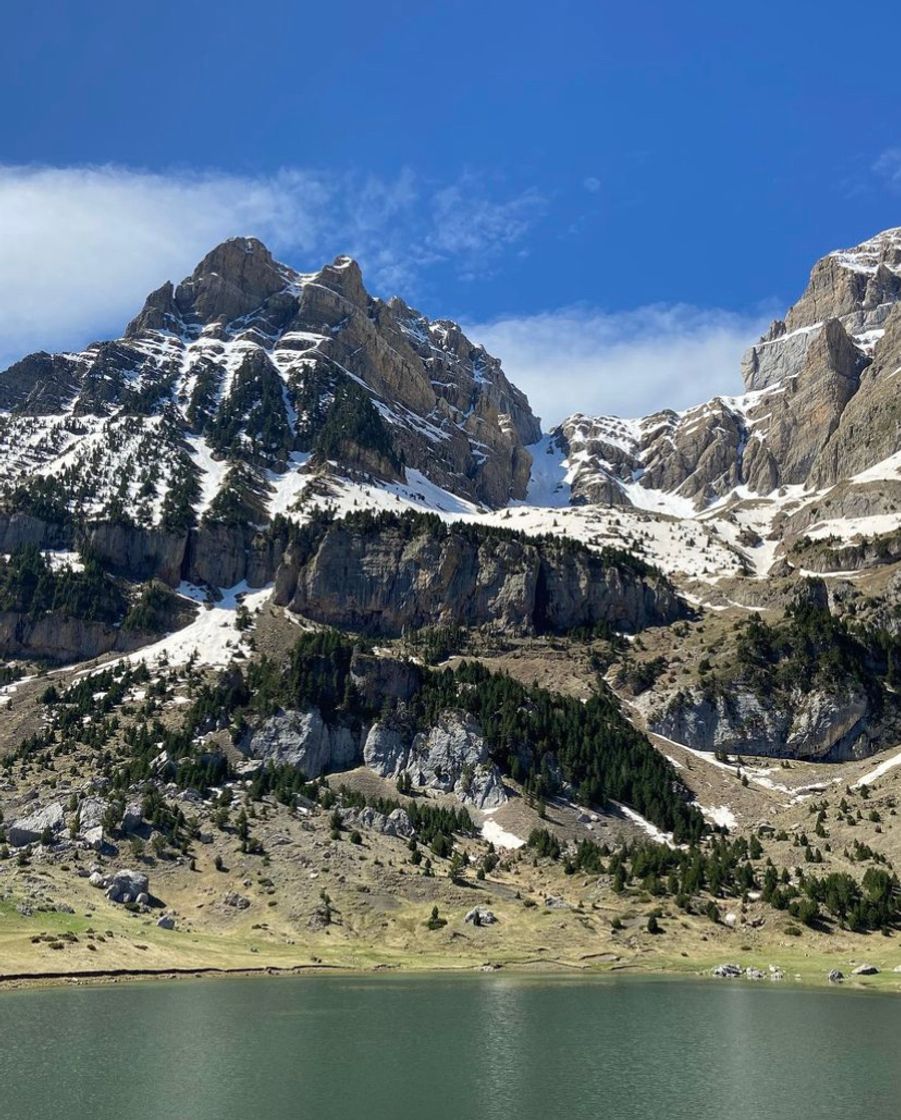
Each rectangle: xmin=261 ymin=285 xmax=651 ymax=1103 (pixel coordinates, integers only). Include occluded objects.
xmin=873 ymin=148 xmax=901 ymax=190
xmin=583 ymin=176 xmax=601 ymax=193
xmin=466 ymin=304 xmax=774 ymax=427
xmin=0 ymin=163 xmax=545 ymax=368
xmin=427 ymin=175 xmax=545 ymax=260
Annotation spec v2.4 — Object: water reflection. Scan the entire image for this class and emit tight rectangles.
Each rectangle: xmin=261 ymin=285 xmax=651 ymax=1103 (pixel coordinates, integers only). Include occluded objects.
xmin=0 ymin=975 xmax=899 ymax=1120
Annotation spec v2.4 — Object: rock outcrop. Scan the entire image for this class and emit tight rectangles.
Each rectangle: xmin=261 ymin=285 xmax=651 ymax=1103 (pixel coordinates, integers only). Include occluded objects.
xmin=273 ymin=514 xmax=685 ymax=637
xmin=7 ymin=802 xmax=66 ymax=847
xmin=246 ymin=708 xmax=359 ymax=779
xmin=645 ymin=685 xmax=878 ymax=762
xmin=365 ymin=710 xmax=507 ymax=809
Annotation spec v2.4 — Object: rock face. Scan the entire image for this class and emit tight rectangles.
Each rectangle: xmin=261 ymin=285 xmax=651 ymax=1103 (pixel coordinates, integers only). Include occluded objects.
xmin=0 ymin=610 xmax=157 ymax=664
xmin=273 ymin=516 xmax=685 ymax=637
xmin=407 ymin=711 xmax=507 ymax=809
xmin=645 ymin=685 xmax=878 ymax=762
xmin=365 ymin=709 xmax=507 ymax=809
xmin=241 ymin=700 xmax=506 ymax=809
xmin=339 ymin=806 xmax=414 ymax=839
xmin=7 ymin=802 xmax=65 ymax=847
xmin=246 ymin=708 xmax=359 ymax=779
xmin=553 ymin=227 xmax=901 ymax=511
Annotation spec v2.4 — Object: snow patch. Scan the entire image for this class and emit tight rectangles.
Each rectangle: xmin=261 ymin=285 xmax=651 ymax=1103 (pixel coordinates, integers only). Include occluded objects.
xmin=481 ymin=818 xmax=525 ymax=850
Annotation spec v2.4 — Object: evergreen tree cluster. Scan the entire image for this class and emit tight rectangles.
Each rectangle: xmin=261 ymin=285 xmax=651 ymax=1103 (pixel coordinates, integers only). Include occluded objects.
xmin=313 ymin=377 xmax=401 ymax=473
xmin=730 ymin=595 xmax=901 ymax=704
xmin=0 ymin=544 xmax=125 ymax=623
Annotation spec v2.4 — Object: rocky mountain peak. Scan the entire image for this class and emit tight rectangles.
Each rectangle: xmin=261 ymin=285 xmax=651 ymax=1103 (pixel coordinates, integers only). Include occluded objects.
xmin=551 ymin=224 xmax=901 ymax=514
xmin=0 ymin=237 xmax=544 ymax=524
xmin=126 ymin=236 xmax=293 ymax=337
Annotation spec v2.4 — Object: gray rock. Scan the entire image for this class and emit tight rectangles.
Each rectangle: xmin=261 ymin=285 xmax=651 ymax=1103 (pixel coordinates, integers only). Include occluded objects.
xmin=340 ymin=806 xmax=414 ymax=839
xmin=156 ymin=915 xmax=175 ymax=930
xmin=852 ymin=963 xmax=879 ymax=975
xmin=77 ymin=796 xmax=108 ymax=833
xmin=713 ymin=963 xmax=743 ymax=978
xmin=828 ymin=969 xmax=844 ymax=983
xmin=121 ymin=802 xmax=144 ymax=833
xmin=88 ymin=871 xmax=104 ymax=887
xmin=273 ymin=519 xmax=685 ymax=639
xmin=8 ymin=801 xmax=65 ymax=847
xmin=82 ymin=826 xmax=105 ymax=851
xmin=247 ymin=708 xmax=359 ymax=779
xmin=363 ymin=721 xmax=409 ymax=778
xmin=104 ymin=869 xmax=149 ymax=904
xmin=464 ymin=907 xmax=497 ymax=926
xmin=407 ymin=710 xmax=507 ymax=809
xmin=645 ymin=684 xmax=874 ymax=763
xmin=223 ymin=891 xmax=250 ymax=910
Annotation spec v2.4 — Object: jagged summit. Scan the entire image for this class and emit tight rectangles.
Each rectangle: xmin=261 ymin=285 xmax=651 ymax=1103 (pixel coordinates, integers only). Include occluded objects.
xmin=0 ymin=240 xmax=542 ymax=528
xmin=549 ymin=224 xmax=901 ymax=515
xmin=829 ymin=226 xmax=901 ymax=277
xmin=125 ymin=236 xmax=298 ymax=337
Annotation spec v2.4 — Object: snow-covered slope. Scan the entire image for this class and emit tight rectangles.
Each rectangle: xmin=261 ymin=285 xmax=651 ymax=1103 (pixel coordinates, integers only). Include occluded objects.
xmin=3 ymin=227 xmax=901 ymax=628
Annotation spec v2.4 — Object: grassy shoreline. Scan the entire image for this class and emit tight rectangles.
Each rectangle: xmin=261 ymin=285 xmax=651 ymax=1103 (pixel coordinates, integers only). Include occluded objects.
xmin=3 ymin=947 xmax=901 ymax=995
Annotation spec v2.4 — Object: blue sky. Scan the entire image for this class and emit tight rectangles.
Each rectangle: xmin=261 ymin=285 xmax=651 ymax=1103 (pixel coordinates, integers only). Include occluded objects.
xmin=1 ymin=0 xmax=900 ymax=424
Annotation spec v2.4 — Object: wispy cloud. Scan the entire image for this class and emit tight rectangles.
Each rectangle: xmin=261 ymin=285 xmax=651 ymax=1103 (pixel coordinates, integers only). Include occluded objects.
xmin=0 ymin=163 xmax=545 ymax=367
xmin=0 ymin=162 xmax=768 ymax=424
xmin=872 ymin=147 xmax=901 ymax=190
xmin=467 ymin=304 xmax=774 ymax=427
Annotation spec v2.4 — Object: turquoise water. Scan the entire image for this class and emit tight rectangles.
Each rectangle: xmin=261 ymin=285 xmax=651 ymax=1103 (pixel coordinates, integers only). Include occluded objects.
xmin=0 ymin=973 xmax=899 ymax=1119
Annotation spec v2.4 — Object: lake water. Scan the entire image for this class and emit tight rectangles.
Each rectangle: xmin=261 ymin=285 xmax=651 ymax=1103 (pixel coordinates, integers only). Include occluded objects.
xmin=1 ymin=973 xmax=899 ymax=1119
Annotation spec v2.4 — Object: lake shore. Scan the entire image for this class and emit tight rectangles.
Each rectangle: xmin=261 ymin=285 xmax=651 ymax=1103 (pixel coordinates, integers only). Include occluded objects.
xmin=3 ymin=945 xmax=901 ymax=995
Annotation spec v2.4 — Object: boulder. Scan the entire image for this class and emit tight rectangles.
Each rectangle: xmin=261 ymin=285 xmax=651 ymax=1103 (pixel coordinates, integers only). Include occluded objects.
xmin=82 ymin=826 xmax=105 ymax=851
xmin=7 ymin=801 xmax=65 ymax=847
xmin=104 ymin=869 xmax=150 ymax=904
xmin=77 ymin=796 xmax=108 ymax=833
xmin=852 ymin=963 xmax=879 ymax=975
xmin=223 ymin=891 xmax=250 ymax=910
xmin=828 ymin=969 xmax=844 ymax=983
xmin=157 ymin=915 xmax=175 ymax=930
xmin=121 ymin=802 xmax=144 ymax=833
xmin=712 ymin=963 xmax=742 ymax=978
xmin=464 ymin=907 xmax=497 ymax=926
